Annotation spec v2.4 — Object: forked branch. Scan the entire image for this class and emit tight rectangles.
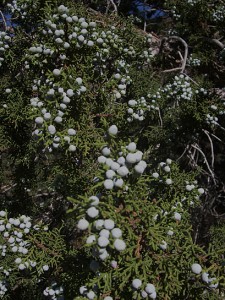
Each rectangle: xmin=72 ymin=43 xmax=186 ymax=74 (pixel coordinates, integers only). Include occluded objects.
xmin=160 ymin=36 xmax=188 ymax=73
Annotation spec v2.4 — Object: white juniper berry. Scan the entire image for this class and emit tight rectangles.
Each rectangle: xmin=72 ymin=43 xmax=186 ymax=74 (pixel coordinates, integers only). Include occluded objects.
xmin=68 ymin=145 xmax=76 ymax=152
xmin=208 ymin=277 xmax=218 ymax=289
xmin=114 ymin=178 xmax=124 ymax=188
xmin=117 ymin=166 xmax=129 ymax=177
xmin=62 ymin=96 xmax=70 ymax=104
xmin=64 ymin=136 xmax=70 ymax=143
xmin=86 ymin=207 xmax=99 ymax=218
xmin=97 ymin=155 xmax=107 ymax=164
xmin=164 ymin=166 xmax=171 ymax=172
xmin=44 ymin=112 xmax=51 ymax=120
xmin=18 ymin=263 xmax=26 ymax=270
xmin=104 ymin=179 xmax=114 ymax=190
xmin=117 ymin=156 xmax=125 ymax=165
xmin=174 ymin=212 xmax=181 ymax=221
xmin=48 ymin=125 xmax=56 ymax=135
xmin=165 ymin=178 xmax=172 ymax=185
xmin=201 ymin=272 xmax=209 ymax=283
xmin=86 ymin=235 xmax=96 ymax=244
xmin=79 ymin=286 xmax=88 ymax=295
xmin=108 ymin=125 xmax=118 ymax=136
xmin=149 ymin=291 xmax=157 ymax=299
xmin=152 ymin=172 xmax=159 ymax=178
xmin=35 ymin=116 xmax=44 ymax=124
xmin=145 ymin=283 xmax=156 ymax=294
xmin=98 ymin=236 xmax=109 ymax=247
xmin=66 ymin=89 xmax=74 ymax=97
xmin=110 ymin=260 xmax=117 ymax=268
xmin=111 ymin=228 xmax=122 ymax=238
xmin=89 ymin=196 xmax=99 ymax=206
xmin=135 ymin=151 xmax=143 ymax=162
xmin=114 ymin=239 xmax=126 ymax=251
xmin=43 ymin=265 xmax=49 ymax=271
xmin=87 ymin=290 xmax=96 ymax=300
xmin=94 ymin=219 xmax=104 ymax=230
xmin=52 ymin=69 xmax=61 ymax=76
xmin=54 ymin=116 xmax=62 ymax=123
xmin=77 ymin=219 xmax=89 ymax=230
xmin=99 ymin=229 xmax=110 ymax=238
xmin=132 ymin=278 xmax=142 ymax=289
xmin=134 ymin=164 xmax=145 ymax=174
xmin=76 ymin=77 xmax=83 ymax=85
xmin=159 ymin=240 xmax=167 ymax=250
xmin=67 ymin=128 xmax=76 ymax=136
xmin=110 ymin=162 xmax=120 ymax=171
xmin=106 ymin=170 xmax=116 ymax=179
xmin=104 ymin=219 xmax=115 ymax=230
xmin=127 ymin=142 xmax=136 ymax=152
xmin=191 ymin=263 xmax=202 ymax=274
xmin=167 ymin=229 xmax=174 ymax=236
xmin=102 ymin=146 xmax=111 ymax=156
xmin=125 ymin=153 xmax=137 ymax=164
xmin=198 ymin=188 xmax=204 ymax=194
xmin=99 ymin=248 xmax=109 ymax=260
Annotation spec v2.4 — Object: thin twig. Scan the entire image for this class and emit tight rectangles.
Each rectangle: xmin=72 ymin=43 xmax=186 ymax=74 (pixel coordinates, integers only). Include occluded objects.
xmin=202 ymin=129 xmax=214 ymax=169
xmin=215 ymin=122 xmax=225 ymax=131
xmin=158 ymin=109 xmax=163 ymax=127
xmin=191 ymin=143 xmax=216 ymax=185
xmin=1 ymin=183 xmax=17 ymax=193
xmin=203 ymin=37 xmax=225 ymax=49
xmin=181 ymin=72 xmax=199 ymax=85
xmin=178 ymin=50 xmax=183 ymax=60
xmin=176 ymin=144 xmax=190 ymax=162
xmin=194 ymin=223 xmax=200 ymax=243
xmin=205 ymin=130 xmax=224 ymax=143
xmin=161 ymin=36 xmax=188 ymax=73
xmin=162 ymin=67 xmax=182 ymax=73
xmin=0 ymin=10 xmax=7 ymax=31
xmin=106 ymin=0 xmax=118 ymax=14
xmin=170 ymin=36 xmax=188 ymax=72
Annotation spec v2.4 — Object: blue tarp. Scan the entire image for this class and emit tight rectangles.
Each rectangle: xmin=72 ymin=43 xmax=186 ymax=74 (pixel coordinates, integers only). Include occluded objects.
xmin=128 ymin=0 xmax=168 ymax=20
xmin=0 ymin=12 xmax=18 ymax=30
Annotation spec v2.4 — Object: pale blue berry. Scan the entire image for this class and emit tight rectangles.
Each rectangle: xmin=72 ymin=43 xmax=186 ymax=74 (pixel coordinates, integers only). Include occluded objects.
xmin=132 ymin=279 xmax=142 ymax=289
xmin=191 ymin=263 xmax=202 ymax=274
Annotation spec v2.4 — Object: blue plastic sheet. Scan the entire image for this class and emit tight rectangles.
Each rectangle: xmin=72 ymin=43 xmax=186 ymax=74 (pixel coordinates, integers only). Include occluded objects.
xmin=0 ymin=12 xmax=17 ymax=30
xmin=128 ymin=0 xmax=168 ymax=20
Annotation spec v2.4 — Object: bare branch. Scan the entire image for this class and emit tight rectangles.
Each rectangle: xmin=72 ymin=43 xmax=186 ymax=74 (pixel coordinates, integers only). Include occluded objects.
xmin=204 ymin=37 xmax=225 ymax=49
xmin=205 ymin=130 xmax=224 ymax=143
xmin=162 ymin=67 xmax=183 ymax=73
xmin=158 ymin=109 xmax=163 ymax=127
xmin=170 ymin=36 xmax=188 ymax=73
xmin=106 ymin=0 xmax=118 ymax=14
xmin=0 ymin=10 xmax=7 ymax=31
xmin=1 ymin=183 xmax=17 ymax=193
xmin=181 ymin=72 xmax=199 ymax=85
xmin=176 ymin=144 xmax=190 ymax=162
xmin=178 ymin=50 xmax=183 ymax=61
xmin=191 ymin=143 xmax=217 ymax=185
xmin=161 ymin=36 xmax=188 ymax=73
xmin=202 ymin=129 xmax=214 ymax=169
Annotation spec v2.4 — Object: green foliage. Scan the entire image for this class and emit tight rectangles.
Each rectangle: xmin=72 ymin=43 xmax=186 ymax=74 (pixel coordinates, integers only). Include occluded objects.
xmin=1 ymin=0 xmax=225 ymax=299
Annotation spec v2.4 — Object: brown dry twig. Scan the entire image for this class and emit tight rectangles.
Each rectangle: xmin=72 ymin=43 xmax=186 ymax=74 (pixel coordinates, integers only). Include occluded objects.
xmin=135 ymin=235 xmax=142 ymax=258
xmin=106 ymin=0 xmax=118 ymax=14
xmin=160 ymin=36 xmax=188 ymax=73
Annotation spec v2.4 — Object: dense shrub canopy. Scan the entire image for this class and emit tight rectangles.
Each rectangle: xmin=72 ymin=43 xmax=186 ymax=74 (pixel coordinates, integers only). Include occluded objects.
xmin=0 ymin=0 xmax=225 ymax=299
